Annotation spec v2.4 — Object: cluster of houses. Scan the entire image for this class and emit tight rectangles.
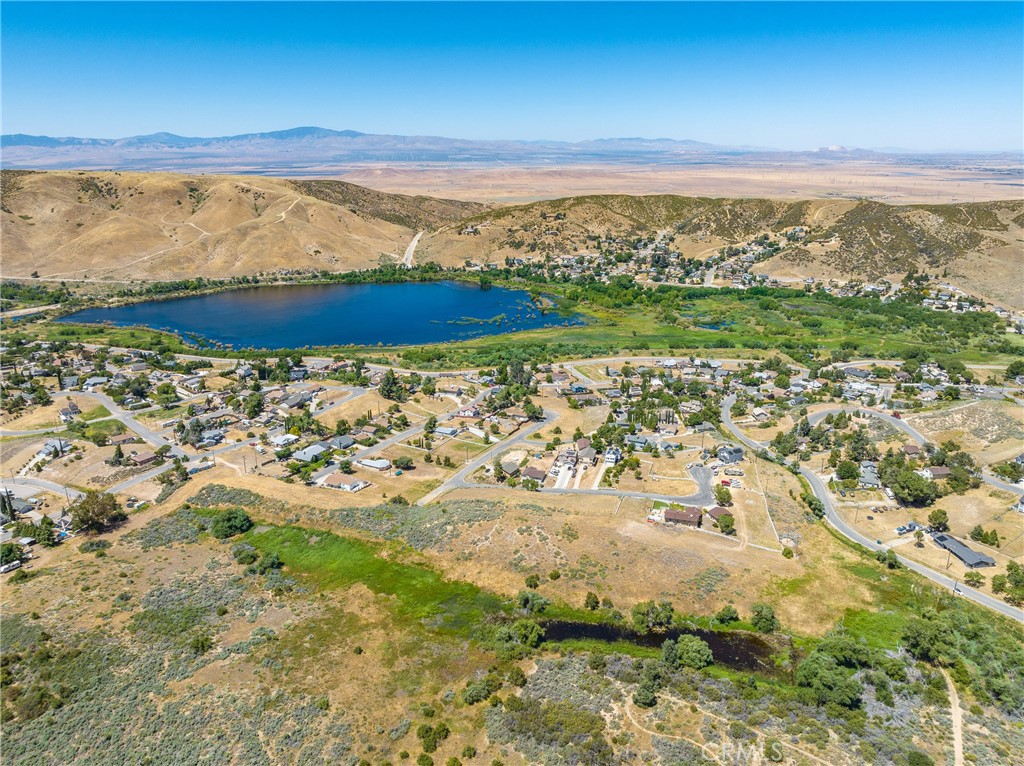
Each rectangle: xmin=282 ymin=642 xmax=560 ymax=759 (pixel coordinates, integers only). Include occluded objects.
xmin=0 ymin=488 xmax=73 ymax=550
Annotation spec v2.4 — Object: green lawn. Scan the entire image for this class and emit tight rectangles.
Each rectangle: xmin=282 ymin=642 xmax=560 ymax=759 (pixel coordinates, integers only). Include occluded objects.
xmin=80 ymin=405 xmax=110 ymax=421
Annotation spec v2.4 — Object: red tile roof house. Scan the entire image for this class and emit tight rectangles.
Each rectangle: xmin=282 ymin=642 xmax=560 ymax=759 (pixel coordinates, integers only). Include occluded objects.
xmin=664 ymin=507 xmax=701 ymax=527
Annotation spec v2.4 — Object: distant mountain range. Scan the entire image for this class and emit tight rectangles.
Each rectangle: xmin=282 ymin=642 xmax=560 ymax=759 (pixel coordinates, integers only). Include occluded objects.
xmin=5 ymin=126 xmax=1015 ymax=174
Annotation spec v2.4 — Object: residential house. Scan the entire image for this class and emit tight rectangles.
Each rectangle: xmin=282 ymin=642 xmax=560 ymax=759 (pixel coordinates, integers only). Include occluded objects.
xmin=717 ymin=445 xmax=744 ymax=465
xmin=58 ymin=402 xmax=81 ymax=423
xmin=322 ymin=473 xmax=370 ymax=492
xmin=293 ymin=444 xmax=329 ymax=463
xmin=931 ymin=534 xmax=995 ymax=568
xmin=705 ymin=506 xmax=733 ymax=522
xmin=39 ymin=438 xmax=71 ymax=458
xmin=858 ymin=461 xmax=882 ymax=489
xmin=500 ymin=461 xmax=521 ymax=477
xmin=521 ymin=466 xmax=547 ymax=485
xmin=356 ymin=458 xmax=391 ymax=472
xmin=918 ymin=465 xmax=951 ymax=481
xmin=129 ymin=450 xmax=158 ymax=466
xmin=664 ymin=507 xmax=702 ymax=527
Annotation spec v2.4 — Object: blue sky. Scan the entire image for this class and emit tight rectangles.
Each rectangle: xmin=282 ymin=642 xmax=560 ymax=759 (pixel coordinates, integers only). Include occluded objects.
xmin=2 ymin=2 xmax=1021 ymax=151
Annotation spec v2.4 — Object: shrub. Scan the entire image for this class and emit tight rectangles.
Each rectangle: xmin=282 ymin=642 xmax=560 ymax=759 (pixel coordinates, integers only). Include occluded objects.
xmin=210 ymin=508 xmax=253 ymax=539
xmin=231 ymin=542 xmax=258 ymax=565
xmin=462 ymin=673 xmax=502 ymax=704
xmin=750 ymin=603 xmax=780 ymax=633
xmin=78 ymin=539 xmax=111 ymax=554
xmin=715 ymin=604 xmax=739 ymax=624
xmin=515 ymin=590 xmax=550 ymax=613
xmin=246 ymin=552 xmax=283 ymax=575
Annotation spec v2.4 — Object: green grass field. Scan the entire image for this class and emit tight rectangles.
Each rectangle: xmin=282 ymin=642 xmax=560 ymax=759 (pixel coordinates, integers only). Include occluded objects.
xmin=245 ymin=525 xmax=506 ymax=636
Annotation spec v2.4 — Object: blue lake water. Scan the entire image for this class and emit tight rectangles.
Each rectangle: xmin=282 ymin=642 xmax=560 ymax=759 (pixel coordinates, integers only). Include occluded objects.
xmin=58 ymin=281 xmax=578 ymax=349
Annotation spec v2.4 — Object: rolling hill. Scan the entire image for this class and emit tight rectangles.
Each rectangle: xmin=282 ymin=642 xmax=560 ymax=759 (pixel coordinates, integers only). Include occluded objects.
xmin=0 ymin=170 xmax=483 ymax=282
xmin=2 ymin=170 xmax=1021 ymax=306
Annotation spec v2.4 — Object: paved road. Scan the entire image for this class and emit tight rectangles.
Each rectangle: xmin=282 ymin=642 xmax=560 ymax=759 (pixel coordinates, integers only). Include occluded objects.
xmin=805 ymin=405 xmax=1023 ymax=495
xmin=417 ymin=408 xmax=552 ymax=505
xmin=1 ymin=476 xmax=84 ymax=501
xmin=721 ymin=395 xmax=1023 ymax=622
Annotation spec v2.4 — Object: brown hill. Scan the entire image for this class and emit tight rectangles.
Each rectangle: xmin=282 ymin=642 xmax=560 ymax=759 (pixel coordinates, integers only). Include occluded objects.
xmin=416 ymin=194 xmax=1023 ymax=306
xmin=0 ymin=170 xmax=482 ymax=282
xmin=3 ymin=172 xmax=1020 ymax=306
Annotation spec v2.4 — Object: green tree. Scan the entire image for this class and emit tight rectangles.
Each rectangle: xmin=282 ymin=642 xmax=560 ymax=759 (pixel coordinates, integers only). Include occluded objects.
xmin=927 ymin=508 xmax=949 ymax=531
xmin=717 ymin=514 xmax=736 ymax=536
xmin=0 ymin=542 xmax=23 ymax=566
xmin=713 ymin=484 xmax=733 ymax=506
xmin=661 ymin=635 xmax=713 ymax=670
xmin=836 ymin=460 xmax=859 ymax=481
xmin=584 ymin=591 xmax=600 ymax=610
xmin=631 ymin=600 xmax=675 ymax=633
xmin=750 ymin=603 xmax=780 ymax=633
xmin=70 ymin=491 xmax=125 ymax=534
xmin=36 ymin=516 xmax=58 ymax=548
xmin=379 ymin=368 xmax=406 ymax=402
xmin=715 ymin=604 xmax=740 ymax=624
xmin=795 ymin=652 xmax=863 ymax=708
xmin=210 ymin=507 xmax=253 ymax=539
xmin=515 ymin=590 xmax=550 ymax=613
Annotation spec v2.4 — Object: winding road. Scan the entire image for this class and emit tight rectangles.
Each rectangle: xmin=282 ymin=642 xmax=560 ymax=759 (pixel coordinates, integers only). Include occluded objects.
xmin=720 ymin=395 xmax=1023 ymax=621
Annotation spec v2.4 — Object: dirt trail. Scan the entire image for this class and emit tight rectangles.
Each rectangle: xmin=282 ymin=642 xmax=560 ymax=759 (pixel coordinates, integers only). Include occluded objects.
xmin=942 ymin=669 xmax=965 ymax=766
xmin=613 ymin=680 xmax=838 ymax=766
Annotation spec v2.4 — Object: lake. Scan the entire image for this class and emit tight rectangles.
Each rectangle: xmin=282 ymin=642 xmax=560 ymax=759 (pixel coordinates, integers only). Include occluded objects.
xmin=58 ymin=281 xmax=579 ymax=349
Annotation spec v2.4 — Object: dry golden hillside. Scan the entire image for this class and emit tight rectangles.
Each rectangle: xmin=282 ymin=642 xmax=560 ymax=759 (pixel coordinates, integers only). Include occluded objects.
xmin=0 ymin=171 xmax=480 ymax=281
xmin=3 ymin=171 xmax=1020 ymax=307
xmin=417 ymin=194 xmax=1024 ymax=306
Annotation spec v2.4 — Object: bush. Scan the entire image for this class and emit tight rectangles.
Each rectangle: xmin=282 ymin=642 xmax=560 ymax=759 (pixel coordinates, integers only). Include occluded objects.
xmin=231 ymin=543 xmax=258 ymax=565
xmin=78 ymin=539 xmax=112 ymax=554
xmin=750 ymin=603 xmax=780 ymax=633
xmin=515 ymin=590 xmax=550 ymax=613
xmin=246 ymin=552 xmax=283 ymax=576
xmin=462 ymin=673 xmax=502 ymax=704
xmin=210 ymin=508 xmax=253 ymax=539
xmin=715 ymin=605 xmax=739 ymax=624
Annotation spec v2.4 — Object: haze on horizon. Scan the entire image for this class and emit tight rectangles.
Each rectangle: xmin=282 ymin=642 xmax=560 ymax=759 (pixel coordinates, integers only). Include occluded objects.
xmin=1 ymin=1 xmax=1022 ymax=154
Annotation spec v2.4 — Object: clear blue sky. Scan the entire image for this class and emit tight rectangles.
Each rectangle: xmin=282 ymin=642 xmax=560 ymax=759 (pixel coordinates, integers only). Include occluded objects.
xmin=2 ymin=1 xmax=1022 ymax=151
